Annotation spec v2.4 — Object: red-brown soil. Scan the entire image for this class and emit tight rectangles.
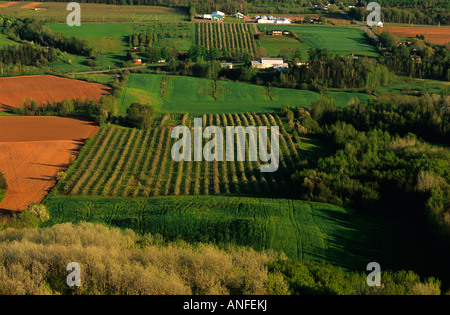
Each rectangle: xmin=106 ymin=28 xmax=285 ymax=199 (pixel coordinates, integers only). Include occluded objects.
xmin=0 ymin=116 xmax=99 ymax=212
xmin=0 ymin=75 xmax=111 ymax=111
xmin=0 ymin=2 xmax=18 ymax=8
xmin=378 ymin=25 xmax=450 ymax=45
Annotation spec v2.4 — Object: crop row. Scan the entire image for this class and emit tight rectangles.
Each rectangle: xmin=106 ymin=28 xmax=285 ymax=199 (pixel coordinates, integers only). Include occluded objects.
xmin=197 ymin=23 xmax=258 ymax=58
xmin=62 ymin=113 xmax=300 ymax=197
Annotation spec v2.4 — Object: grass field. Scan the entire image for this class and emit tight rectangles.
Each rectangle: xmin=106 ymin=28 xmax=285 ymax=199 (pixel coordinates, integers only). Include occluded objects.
xmin=134 ymin=22 xmax=195 ymax=51
xmin=258 ymin=25 xmax=380 ymax=58
xmin=259 ymin=34 xmax=310 ymax=60
xmin=44 ymin=194 xmax=438 ymax=276
xmin=119 ymin=73 xmax=373 ymax=114
xmin=47 ymin=23 xmax=133 ymax=54
xmin=47 ymin=23 xmax=134 ymax=70
xmin=0 ymin=30 xmax=19 ymax=48
xmin=0 ymin=2 xmax=189 ymax=23
xmin=43 ymin=195 xmax=382 ymax=269
xmin=374 ymin=76 xmax=449 ymax=99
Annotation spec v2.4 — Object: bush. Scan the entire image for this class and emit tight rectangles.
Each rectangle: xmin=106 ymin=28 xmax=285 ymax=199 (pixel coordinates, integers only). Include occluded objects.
xmin=2 ymin=203 xmax=50 ymax=230
xmin=0 ymin=222 xmax=289 ymax=295
xmin=126 ymin=102 xmax=155 ymax=129
xmin=0 ymin=171 xmax=6 ymax=203
xmin=56 ymin=171 xmax=66 ymax=182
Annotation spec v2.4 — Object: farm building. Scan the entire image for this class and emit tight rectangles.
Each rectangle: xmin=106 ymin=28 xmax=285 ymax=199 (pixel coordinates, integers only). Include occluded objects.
xmin=294 ymin=60 xmax=309 ymax=67
xmin=203 ymin=11 xmax=225 ymax=21
xmin=212 ymin=14 xmax=224 ymax=21
xmin=276 ymin=17 xmax=291 ymax=24
xmin=256 ymin=16 xmax=291 ymax=24
xmin=270 ymin=30 xmax=283 ymax=36
xmin=220 ymin=62 xmax=233 ymax=69
xmin=133 ymin=59 xmax=142 ymax=65
xmin=212 ymin=11 xmax=225 ymax=17
xmin=251 ymin=57 xmax=289 ymax=70
xmin=235 ymin=12 xmax=244 ymax=18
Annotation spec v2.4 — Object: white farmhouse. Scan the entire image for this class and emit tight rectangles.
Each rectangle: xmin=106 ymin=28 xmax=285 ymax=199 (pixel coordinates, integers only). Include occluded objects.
xmin=251 ymin=57 xmax=289 ymax=70
xmin=256 ymin=16 xmax=291 ymax=24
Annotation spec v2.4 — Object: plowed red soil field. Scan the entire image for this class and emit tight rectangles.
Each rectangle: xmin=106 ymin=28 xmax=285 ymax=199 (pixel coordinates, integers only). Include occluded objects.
xmin=378 ymin=26 xmax=450 ymax=45
xmin=0 ymin=2 xmax=18 ymax=8
xmin=0 ymin=75 xmax=110 ymax=111
xmin=0 ymin=117 xmax=99 ymax=212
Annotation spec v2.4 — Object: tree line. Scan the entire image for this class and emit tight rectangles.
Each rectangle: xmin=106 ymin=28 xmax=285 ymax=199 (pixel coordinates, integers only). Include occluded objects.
xmin=12 ymin=96 xmax=117 ymax=126
xmin=283 ymin=94 xmax=450 ymax=238
xmin=0 ymin=44 xmax=59 ymax=67
xmin=0 ymin=17 xmax=94 ymax=57
xmin=379 ymin=32 xmax=450 ymax=81
xmin=349 ymin=6 xmax=448 ymax=25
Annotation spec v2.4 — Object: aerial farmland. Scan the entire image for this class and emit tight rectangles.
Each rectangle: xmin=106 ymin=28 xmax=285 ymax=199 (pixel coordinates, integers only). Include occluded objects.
xmin=0 ymin=0 xmax=449 ymax=298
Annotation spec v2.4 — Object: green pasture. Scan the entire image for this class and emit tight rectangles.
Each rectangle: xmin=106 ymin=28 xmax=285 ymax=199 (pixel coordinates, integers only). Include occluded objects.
xmin=44 ymin=195 xmax=434 ymax=275
xmin=259 ymin=35 xmax=310 ymax=60
xmin=0 ymin=31 xmax=19 ymax=48
xmin=118 ymin=73 xmax=373 ymax=114
xmin=258 ymin=25 xmax=380 ymax=58
xmin=47 ymin=23 xmax=132 ymax=55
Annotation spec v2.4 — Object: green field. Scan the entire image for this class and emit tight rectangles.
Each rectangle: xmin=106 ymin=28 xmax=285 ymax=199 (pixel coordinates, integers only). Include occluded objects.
xmin=47 ymin=23 xmax=133 ymax=54
xmin=43 ymin=195 xmax=381 ymax=269
xmin=0 ymin=31 xmax=19 ymax=48
xmin=259 ymin=35 xmax=310 ymax=60
xmin=258 ymin=25 xmax=380 ymax=58
xmin=135 ymin=22 xmax=195 ymax=51
xmin=373 ymin=76 xmax=449 ymax=98
xmin=1 ymin=2 xmax=189 ymax=23
xmin=119 ymin=73 xmax=373 ymax=114
xmin=44 ymin=194 xmax=435 ymax=275
xmin=47 ymin=23 xmax=134 ymax=70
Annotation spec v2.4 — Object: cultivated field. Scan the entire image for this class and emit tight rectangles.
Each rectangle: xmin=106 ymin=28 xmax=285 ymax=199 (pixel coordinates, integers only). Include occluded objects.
xmin=119 ymin=74 xmax=372 ymax=114
xmin=134 ymin=22 xmax=195 ymax=51
xmin=0 ymin=2 xmax=189 ymax=22
xmin=0 ymin=75 xmax=110 ymax=111
xmin=196 ymin=22 xmax=259 ymax=58
xmin=59 ymin=113 xmax=302 ymax=198
xmin=45 ymin=195 xmax=372 ymax=268
xmin=258 ymin=25 xmax=380 ymax=57
xmin=0 ymin=117 xmax=99 ymax=212
xmin=377 ymin=25 xmax=450 ymax=45
xmin=45 ymin=194 xmax=431 ymax=275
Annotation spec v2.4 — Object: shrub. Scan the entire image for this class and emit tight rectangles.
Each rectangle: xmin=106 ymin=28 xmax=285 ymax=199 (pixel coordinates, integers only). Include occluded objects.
xmin=56 ymin=171 xmax=66 ymax=182
xmin=126 ymin=103 xmax=155 ymax=129
xmin=0 ymin=171 xmax=7 ymax=203
xmin=0 ymin=222 xmax=289 ymax=295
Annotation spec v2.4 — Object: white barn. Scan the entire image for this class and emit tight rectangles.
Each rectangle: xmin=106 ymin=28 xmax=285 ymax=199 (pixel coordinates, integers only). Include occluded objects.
xmin=251 ymin=57 xmax=289 ymax=70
